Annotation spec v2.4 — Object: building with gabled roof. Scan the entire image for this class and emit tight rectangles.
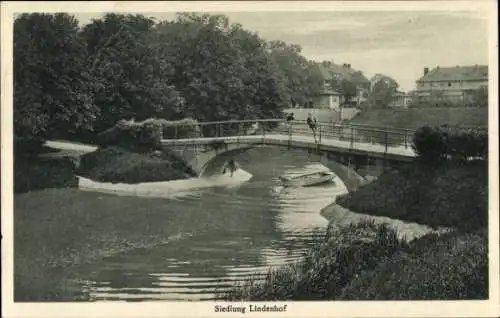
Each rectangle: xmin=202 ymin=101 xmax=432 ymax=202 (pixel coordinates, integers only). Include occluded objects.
xmin=316 ymin=62 xmax=371 ymax=106
xmin=414 ymin=65 xmax=488 ymax=105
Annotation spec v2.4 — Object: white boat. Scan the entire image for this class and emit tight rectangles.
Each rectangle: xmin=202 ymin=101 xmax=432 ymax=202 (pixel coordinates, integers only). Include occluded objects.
xmin=279 ymin=171 xmax=336 ymax=187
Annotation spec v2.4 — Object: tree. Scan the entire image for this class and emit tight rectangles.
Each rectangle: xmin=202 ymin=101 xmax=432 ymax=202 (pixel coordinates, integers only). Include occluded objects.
xmin=154 ymin=13 xmax=289 ymax=123
xmin=267 ymin=41 xmax=323 ymax=107
xmin=80 ymin=13 xmax=182 ymax=131
xmin=339 ymin=79 xmax=358 ymax=105
xmin=369 ymin=79 xmax=398 ymax=108
xmin=14 ymin=13 xmax=98 ymax=149
xmin=469 ymin=86 xmax=488 ymax=107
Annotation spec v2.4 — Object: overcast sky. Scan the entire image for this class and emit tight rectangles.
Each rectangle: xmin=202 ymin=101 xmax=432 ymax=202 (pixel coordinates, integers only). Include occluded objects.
xmin=74 ymin=10 xmax=489 ymax=92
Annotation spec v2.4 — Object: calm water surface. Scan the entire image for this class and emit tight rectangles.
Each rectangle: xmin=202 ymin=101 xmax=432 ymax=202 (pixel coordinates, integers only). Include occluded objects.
xmin=29 ymin=147 xmax=349 ymax=301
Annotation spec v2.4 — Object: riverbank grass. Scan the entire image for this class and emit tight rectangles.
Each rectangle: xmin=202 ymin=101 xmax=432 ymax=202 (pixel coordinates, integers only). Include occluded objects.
xmin=221 ymin=222 xmax=487 ymax=300
xmin=220 ymin=221 xmax=407 ymax=300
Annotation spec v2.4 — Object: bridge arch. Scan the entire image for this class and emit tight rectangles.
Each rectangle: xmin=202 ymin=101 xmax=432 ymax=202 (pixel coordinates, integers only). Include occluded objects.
xmin=168 ymin=142 xmax=382 ymax=192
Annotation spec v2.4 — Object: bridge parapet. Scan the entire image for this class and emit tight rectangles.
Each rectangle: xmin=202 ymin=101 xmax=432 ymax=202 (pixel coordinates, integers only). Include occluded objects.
xmin=162 ymin=119 xmax=416 ymax=152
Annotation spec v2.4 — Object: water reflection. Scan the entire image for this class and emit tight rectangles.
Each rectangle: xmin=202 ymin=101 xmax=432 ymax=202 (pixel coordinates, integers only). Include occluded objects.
xmin=75 ymin=147 xmax=349 ymax=301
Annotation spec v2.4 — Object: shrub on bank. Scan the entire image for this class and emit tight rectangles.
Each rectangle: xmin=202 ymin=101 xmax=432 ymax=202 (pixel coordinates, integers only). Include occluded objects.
xmin=412 ymin=125 xmax=447 ymax=162
xmin=412 ymin=125 xmax=488 ymax=163
xmin=14 ymin=157 xmax=78 ymax=193
xmin=97 ymin=118 xmax=201 ymax=151
xmin=77 ymin=146 xmax=197 ymax=183
xmin=155 ymin=117 xmax=202 ymax=139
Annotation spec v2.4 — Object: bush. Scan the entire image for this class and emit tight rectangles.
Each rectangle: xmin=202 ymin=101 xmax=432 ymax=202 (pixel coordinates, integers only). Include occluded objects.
xmin=155 ymin=118 xmax=201 ymax=139
xmin=97 ymin=118 xmax=201 ymax=151
xmin=412 ymin=125 xmax=488 ymax=162
xmin=77 ymin=146 xmax=197 ymax=183
xmin=442 ymin=125 xmax=488 ymax=161
xmin=14 ymin=157 xmax=78 ymax=193
xmin=412 ymin=125 xmax=447 ymax=163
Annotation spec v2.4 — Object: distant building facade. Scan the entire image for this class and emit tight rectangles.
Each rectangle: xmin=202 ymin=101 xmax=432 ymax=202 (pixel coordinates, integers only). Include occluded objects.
xmin=414 ymin=65 xmax=488 ymax=105
xmin=312 ymin=87 xmax=342 ymax=110
xmin=316 ymin=62 xmax=371 ymax=107
xmin=389 ymin=91 xmax=412 ymax=108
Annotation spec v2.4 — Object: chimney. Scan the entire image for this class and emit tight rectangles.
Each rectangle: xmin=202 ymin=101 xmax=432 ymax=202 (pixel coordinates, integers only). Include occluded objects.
xmin=424 ymin=67 xmax=429 ymax=75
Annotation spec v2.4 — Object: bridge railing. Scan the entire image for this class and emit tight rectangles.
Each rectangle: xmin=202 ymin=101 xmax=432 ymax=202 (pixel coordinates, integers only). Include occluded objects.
xmin=163 ymin=119 xmax=416 ymax=150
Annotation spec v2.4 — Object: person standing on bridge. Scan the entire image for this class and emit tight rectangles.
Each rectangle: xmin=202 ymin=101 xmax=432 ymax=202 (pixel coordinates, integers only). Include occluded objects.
xmin=286 ymin=112 xmax=295 ymax=136
xmin=307 ymin=112 xmax=318 ymax=143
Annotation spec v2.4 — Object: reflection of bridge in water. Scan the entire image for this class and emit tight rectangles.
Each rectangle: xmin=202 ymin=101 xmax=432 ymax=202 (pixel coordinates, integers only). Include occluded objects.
xmin=161 ymin=119 xmax=417 ymax=191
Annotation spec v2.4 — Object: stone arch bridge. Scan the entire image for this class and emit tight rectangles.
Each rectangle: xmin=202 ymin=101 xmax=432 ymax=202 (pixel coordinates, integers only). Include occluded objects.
xmin=161 ymin=119 xmax=416 ymax=192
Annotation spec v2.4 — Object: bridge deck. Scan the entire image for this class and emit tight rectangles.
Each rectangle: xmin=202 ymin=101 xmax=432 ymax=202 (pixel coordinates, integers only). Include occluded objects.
xmin=161 ymin=134 xmax=416 ymax=161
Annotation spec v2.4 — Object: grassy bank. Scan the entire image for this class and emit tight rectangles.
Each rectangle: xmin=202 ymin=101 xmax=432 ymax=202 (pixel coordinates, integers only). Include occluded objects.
xmin=336 ymin=160 xmax=487 ymax=231
xmin=14 ymin=149 xmax=78 ymax=193
xmin=77 ymin=146 xmax=197 ymax=183
xmin=221 ymin=222 xmax=487 ymax=300
xmin=351 ymin=107 xmax=488 ymax=128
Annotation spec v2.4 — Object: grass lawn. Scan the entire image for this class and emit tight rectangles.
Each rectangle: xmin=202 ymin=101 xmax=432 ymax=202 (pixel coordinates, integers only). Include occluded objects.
xmin=351 ymin=107 xmax=488 ymax=129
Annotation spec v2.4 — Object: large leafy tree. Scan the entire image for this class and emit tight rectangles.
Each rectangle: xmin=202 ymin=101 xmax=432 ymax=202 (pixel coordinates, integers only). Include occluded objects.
xmin=267 ymin=40 xmax=323 ymax=107
xmin=80 ymin=13 xmax=182 ymax=131
xmin=369 ymin=75 xmax=399 ymax=108
xmin=14 ymin=13 xmax=98 ymax=148
xmin=154 ymin=13 xmax=288 ymax=122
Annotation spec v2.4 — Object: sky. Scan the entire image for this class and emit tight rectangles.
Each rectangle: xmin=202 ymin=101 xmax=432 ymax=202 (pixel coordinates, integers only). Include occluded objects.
xmin=73 ymin=10 xmax=489 ymax=92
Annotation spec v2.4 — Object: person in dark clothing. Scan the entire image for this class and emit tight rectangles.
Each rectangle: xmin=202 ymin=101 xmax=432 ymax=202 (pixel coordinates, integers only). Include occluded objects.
xmin=286 ymin=112 xmax=295 ymax=122
xmin=306 ymin=112 xmax=318 ymax=142
xmin=222 ymin=159 xmax=238 ymax=177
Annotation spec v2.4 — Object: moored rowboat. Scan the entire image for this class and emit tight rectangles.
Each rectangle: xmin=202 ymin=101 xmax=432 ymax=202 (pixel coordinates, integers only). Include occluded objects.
xmin=279 ymin=171 xmax=336 ymax=187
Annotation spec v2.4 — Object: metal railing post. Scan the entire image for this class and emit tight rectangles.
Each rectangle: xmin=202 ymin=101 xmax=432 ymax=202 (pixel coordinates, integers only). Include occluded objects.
xmin=404 ymin=130 xmax=408 ymax=149
xmin=319 ymin=124 xmax=322 ymax=145
xmin=350 ymin=127 xmax=354 ymax=148
xmin=384 ymin=130 xmax=389 ymax=153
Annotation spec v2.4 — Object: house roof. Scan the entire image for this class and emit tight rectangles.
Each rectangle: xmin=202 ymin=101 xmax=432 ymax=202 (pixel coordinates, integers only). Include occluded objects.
xmin=318 ymin=63 xmax=370 ymax=84
xmin=417 ymin=65 xmax=488 ymax=83
xmin=320 ymin=87 xmax=342 ymax=96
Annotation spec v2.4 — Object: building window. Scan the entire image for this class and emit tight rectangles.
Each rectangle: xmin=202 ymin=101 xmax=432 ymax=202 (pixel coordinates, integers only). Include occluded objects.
xmin=448 ymin=82 xmax=452 ymax=87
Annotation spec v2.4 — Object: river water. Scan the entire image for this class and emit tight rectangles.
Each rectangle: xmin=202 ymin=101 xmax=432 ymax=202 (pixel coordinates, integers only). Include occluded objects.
xmin=18 ymin=147 xmax=349 ymax=301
